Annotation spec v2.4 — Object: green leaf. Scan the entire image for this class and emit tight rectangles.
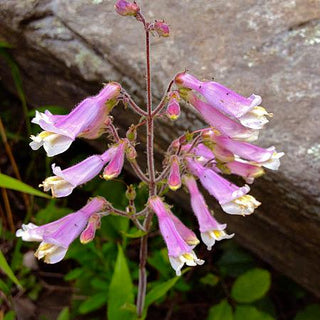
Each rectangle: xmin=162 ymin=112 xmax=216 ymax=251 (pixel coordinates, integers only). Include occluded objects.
xmin=207 ymin=300 xmax=233 ymax=320
xmin=0 ymin=173 xmax=51 ymax=198
xmin=0 ymin=41 xmax=13 ymax=48
xmin=0 ymin=278 xmax=10 ymax=295
xmin=145 ymin=276 xmax=179 ymax=308
xmin=36 ymin=201 xmax=71 ymax=224
xmin=200 ymin=273 xmax=220 ymax=287
xmin=234 ymin=305 xmax=275 ymax=320
xmin=56 ymin=307 xmax=70 ymax=320
xmin=3 ymin=311 xmax=16 ymax=320
xmin=217 ymin=244 xmax=255 ymax=277
xmin=64 ymin=268 xmax=83 ymax=281
xmin=294 ymin=304 xmax=320 ymax=320
xmin=79 ymin=292 xmax=108 ymax=314
xmin=0 ymin=250 xmax=22 ymax=288
xmin=107 ymin=245 xmax=134 ymax=320
xmin=231 ymin=268 xmax=271 ymax=303
xmin=121 ymin=229 xmax=147 ymax=238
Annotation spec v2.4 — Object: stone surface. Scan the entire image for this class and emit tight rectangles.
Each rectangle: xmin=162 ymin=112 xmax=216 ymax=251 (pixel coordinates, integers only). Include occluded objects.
xmin=1 ymin=0 xmax=320 ymax=295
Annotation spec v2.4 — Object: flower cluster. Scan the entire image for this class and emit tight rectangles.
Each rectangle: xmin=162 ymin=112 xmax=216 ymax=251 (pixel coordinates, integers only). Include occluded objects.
xmin=17 ymin=1 xmax=283 ymax=280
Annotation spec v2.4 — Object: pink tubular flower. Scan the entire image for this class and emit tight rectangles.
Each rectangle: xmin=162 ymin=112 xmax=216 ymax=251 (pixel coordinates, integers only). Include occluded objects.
xmin=115 ymin=0 xmax=140 ymax=16
xmin=149 ymin=196 xmax=204 ymax=276
xmin=16 ymin=197 xmax=107 ymax=263
xmin=223 ymin=160 xmax=265 ymax=184
xmin=186 ymin=158 xmax=260 ymax=215
xmin=185 ymin=92 xmax=259 ymax=141
xmin=30 ymin=83 xmax=121 ymax=157
xmin=103 ymin=140 xmax=127 ymax=180
xmin=166 ymin=92 xmax=181 ymax=120
xmin=175 ymin=72 xmax=262 ymax=118
xmin=167 ymin=211 xmax=200 ymax=247
xmin=212 ymin=135 xmax=284 ymax=170
xmin=183 ymin=175 xmax=234 ymax=250
xmin=41 ymin=147 xmax=117 ymax=198
xmin=168 ymin=155 xmax=181 ymax=191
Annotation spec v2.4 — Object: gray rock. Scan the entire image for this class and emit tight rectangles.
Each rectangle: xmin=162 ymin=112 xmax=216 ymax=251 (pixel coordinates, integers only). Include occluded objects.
xmin=1 ymin=0 xmax=320 ymax=295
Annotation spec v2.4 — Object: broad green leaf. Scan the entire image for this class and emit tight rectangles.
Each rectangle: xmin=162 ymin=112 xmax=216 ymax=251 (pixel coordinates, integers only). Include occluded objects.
xmin=200 ymin=273 xmax=219 ymax=287
xmin=294 ymin=304 xmax=320 ymax=320
xmin=79 ymin=292 xmax=108 ymax=314
xmin=0 ymin=250 xmax=22 ymax=288
xmin=0 ymin=173 xmax=51 ymax=198
xmin=231 ymin=268 xmax=271 ymax=303
xmin=57 ymin=307 xmax=70 ymax=320
xmin=107 ymin=245 xmax=134 ymax=320
xmin=207 ymin=300 xmax=233 ymax=320
xmin=3 ymin=311 xmax=16 ymax=320
xmin=234 ymin=305 xmax=275 ymax=320
xmin=145 ymin=276 xmax=180 ymax=308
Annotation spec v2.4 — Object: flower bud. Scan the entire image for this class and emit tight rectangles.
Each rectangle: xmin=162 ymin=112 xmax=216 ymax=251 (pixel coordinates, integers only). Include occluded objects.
xmin=168 ymin=156 xmax=181 ymax=191
xmin=80 ymin=214 xmax=101 ymax=244
xmin=126 ymin=124 xmax=137 ymax=142
xmin=125 ymin=184 xmax=136 ymax=201
xmin=150 ymin=20 xmax=170 ymax=37
xmin=115 ymin=0 xmax=140 ymax=16
xmin=125 ymin=144 xmax=137 ymax=161
xmin=166 ymin=92 xmax=181 ymax=120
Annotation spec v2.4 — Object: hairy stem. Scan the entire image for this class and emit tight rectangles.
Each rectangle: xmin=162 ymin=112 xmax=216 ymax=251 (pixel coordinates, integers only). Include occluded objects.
xmin=137 ymin=23 xmax=156 ymax=317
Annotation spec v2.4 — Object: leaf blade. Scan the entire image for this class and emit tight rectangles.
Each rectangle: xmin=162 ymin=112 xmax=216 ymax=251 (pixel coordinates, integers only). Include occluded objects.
xmin=0 ymin=173 xmax=51 ymax=198
xmin=107 ymin=245 xmax=134 ymax=320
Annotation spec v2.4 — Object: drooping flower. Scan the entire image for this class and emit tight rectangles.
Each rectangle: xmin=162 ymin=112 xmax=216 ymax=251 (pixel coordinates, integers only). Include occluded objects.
xmin=16 ymin=197 xmax=108 ymax=263
xmin=210 ymin=134 xmax=284 ymax=170
xmin=167 ymin=210 xmax=200 ymax=247
xmin=183 ymin=91 xmax=259 ymax=141
xmin=183 ymin=175 xmax=234 ymax=250
xmin=220 ymin=160 xmax=265 ymax=184
xmin=103 ymin=140 xmax=127 ymax=180
xmin=166 ymin=91 xmax=181 ymax=120
xmin=168 ymin=155 xmax=182 ymax=191
xmin=186 ymin=158 xmax=260 ymax=215
xmin=148 ymin=196 xmax=204 ymax=276
xmin=41 ymin=147 xmax=117 ymax=198
xmin=115 ymin=0 xmax=140 ymax=16
xmin=175 ymin=72 xmax=262 ymax=118
xmin=30 ymin=83 xmax=121 ymax=157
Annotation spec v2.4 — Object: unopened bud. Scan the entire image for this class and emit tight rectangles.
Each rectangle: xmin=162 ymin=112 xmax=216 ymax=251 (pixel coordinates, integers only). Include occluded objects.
xmin=126 ymin=144 xmax=137 ymax=160
xmin=80 ymin=214 xmax=101 ymax=244
xmin=126 ymin=124 xmax=137 ymax=142
xmin=115 ymin=0 xmax=140 ymax=16
xmin=150 ymin=20 xmax=170 ymax=37
xmin=166 ymin=92 xmax=181 ymax=120
xmin=168 ymin=155 xmax=181 ymax=191
xmin=126 ymin=184 xmax=136 ymax=201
